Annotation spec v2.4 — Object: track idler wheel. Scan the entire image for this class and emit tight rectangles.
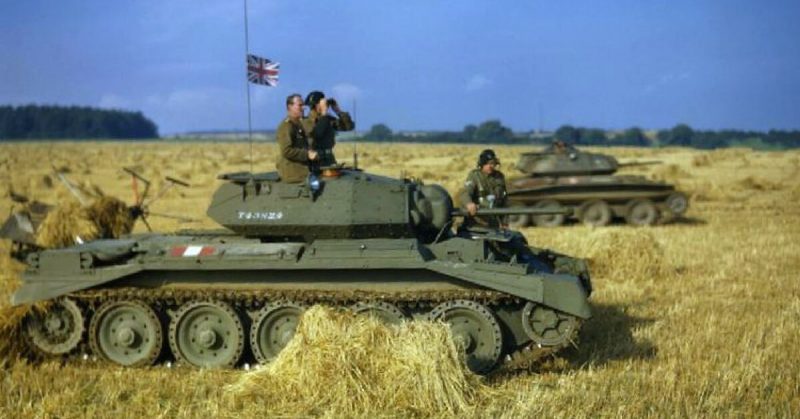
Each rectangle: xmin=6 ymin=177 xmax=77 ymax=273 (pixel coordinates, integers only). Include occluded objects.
xmin=665 ymin=192 xmax=689 ymax=216
xmin=351 ymin=301 xmax=408 ymax=325
xmin=169 ymin=300 xmax=245 ymax=368
xmin=521 ymin=302 xmax=579 ymax=347
xmin=249 ymin=301 xmax=306 ymax=364
xmin=429 ymin=299 xmax=503 ymax=374
xmin=25 ymin=298 xmax=84 ymax=356
xmin=89 ymin=300 xmax=163 ymax=367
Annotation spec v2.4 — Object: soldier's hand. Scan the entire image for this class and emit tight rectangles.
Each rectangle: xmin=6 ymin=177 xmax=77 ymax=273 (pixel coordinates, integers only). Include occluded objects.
xmin=308 ymin=150 xmax=319 ymax=161
xmin=328 ymin=98 xmax=341 ymax=114
xmin=466 ymin=202 xmax=478 ymax=216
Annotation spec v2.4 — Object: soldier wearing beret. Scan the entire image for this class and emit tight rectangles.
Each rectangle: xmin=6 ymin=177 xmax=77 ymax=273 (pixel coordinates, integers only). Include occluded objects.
xmin=302 ymin=91 xmax=355 ymax=167
xmin=459 ymin=149 xmax=508 ymax=229
xmin=276 ymin=93 xmax=318 ymax=183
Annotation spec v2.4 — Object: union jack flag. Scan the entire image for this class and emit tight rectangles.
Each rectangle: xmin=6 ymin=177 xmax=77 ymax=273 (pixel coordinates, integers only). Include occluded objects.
xmin=247 ymin=54 xmax=279 ymax=87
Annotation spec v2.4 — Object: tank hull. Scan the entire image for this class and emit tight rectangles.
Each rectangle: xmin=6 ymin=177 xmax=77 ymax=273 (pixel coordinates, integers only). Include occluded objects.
xmin=507 ymin=174 xmax=689 ymax=227
xmin=14 ymin=232 xmax=591 ymax=373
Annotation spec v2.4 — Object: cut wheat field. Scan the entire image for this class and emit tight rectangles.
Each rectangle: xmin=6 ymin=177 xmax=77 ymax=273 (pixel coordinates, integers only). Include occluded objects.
xmin=0 ymin=141 xmax=798 ymax=418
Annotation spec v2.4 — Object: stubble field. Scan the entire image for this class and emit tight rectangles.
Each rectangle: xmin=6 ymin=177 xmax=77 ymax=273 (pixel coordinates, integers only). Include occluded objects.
xmin=0 ymin=141 xmax=798 ymax=417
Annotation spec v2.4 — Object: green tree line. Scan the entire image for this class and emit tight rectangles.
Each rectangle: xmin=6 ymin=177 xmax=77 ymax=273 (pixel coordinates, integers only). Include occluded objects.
xmin=360 ymin=121 xmax=800 ymax=149
xmin=0 ymin=105 xmax=159 ymax=140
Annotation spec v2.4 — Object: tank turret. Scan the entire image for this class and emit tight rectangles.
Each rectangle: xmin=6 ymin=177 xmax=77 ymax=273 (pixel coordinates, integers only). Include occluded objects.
xmin=208 ymin=169 xmax=567 ymax=242
xmin=515 ymin=149 xmax=661 ymax=177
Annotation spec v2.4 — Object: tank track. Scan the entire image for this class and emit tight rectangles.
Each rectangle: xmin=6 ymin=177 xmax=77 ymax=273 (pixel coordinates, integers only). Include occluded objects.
xmin=35 ymin=287 xmax=580 ymax=372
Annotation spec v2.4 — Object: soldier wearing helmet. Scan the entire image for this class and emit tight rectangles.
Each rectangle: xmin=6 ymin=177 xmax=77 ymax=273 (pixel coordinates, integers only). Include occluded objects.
xmin=302 ymin=90 xmax=355 ymax=167
xmin=459 ymin=149 xmax=508 ymax=228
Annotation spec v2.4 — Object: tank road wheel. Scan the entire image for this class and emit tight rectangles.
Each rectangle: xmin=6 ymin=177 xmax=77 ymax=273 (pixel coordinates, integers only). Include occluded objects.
xmin=169 ymin=301 xmax=244 ymax=368
xmin=89 ymin=300 xmax=163 ymax=367
xmin=249 ymin=301 xmax=306 ymax=364
xmin=351 ymin=301 xmax=408 ymax=325
xmin=428 ymin=300 xmax=503 ymax=374
xmin=579 ymin=200 xmax=612 ymax=227
xmin=506 ymin=204 xmax=530 ymax=229
xmin=521 ymin=302 xmax=579 ymax=347
xmin=665 ymin=192 xmax=689 ymax=216
xmin=25 ymin=298 xmax=84 ymax=356
xmin=625 ymin=199 xmax=658 ymax=226
xmin=531 ymin=200 xmax=565 ymax=227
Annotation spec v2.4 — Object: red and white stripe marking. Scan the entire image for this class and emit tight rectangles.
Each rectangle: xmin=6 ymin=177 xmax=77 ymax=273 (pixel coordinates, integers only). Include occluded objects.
xmin=170 ymin=245 xmax=217 ymax=257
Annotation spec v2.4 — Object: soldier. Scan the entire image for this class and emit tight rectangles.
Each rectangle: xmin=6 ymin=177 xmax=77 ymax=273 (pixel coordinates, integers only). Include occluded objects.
xmin=276 ymin=93 xmax=318 ymax=183
xmin=459 ymin=149 xmax=508 ymax=229
xmin=302 ymin=91 xmax=355 ymax=167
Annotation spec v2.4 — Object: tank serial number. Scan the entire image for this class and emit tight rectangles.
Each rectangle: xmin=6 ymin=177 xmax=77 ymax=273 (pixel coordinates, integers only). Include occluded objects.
xmin=238 ymin=211 xmax=284 ymax=220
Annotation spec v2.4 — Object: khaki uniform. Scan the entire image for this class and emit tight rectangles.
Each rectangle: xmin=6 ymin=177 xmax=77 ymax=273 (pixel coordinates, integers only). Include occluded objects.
xmin=275 ymin=117 xmax=311 ymax=183
xmin=459 ymin=168 xmax=507 ymax=228
xmin=302 ymin=110 xmax=355 ymax=167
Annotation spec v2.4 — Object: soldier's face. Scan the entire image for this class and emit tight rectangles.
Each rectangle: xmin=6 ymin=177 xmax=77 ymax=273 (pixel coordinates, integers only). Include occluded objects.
xmin=481 ymin=162 xmax=497 ymax=174
xmin=287 ymin=97 xmax=304 ymax=119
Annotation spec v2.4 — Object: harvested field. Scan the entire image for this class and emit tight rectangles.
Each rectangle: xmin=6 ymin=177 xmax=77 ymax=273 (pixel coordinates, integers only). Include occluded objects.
xmin=0 ymin=141 xmax=798 ymax=417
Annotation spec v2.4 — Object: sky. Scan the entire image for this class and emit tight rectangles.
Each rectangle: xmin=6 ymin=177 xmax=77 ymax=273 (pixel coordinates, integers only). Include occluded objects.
xmin=1 ymin=0 xmax=799 ymax=135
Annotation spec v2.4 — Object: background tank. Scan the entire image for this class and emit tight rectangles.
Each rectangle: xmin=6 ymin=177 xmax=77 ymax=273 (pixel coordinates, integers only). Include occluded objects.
xmin=11 ymin=168 xmax=592 ymax=374
xmin=507 ymin=144 xmax=689 ymax=228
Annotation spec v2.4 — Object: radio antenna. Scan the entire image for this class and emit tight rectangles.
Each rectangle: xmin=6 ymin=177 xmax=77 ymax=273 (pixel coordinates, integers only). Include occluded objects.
xmin=352 ymin=98 xmax=358 ymax=170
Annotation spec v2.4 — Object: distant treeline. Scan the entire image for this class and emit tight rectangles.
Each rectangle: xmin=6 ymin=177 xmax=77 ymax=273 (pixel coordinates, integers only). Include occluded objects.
xmin=360 ymin=121 xmax=800 ymax=150
xmin=0 ymin=105 xmax=159 ymax=140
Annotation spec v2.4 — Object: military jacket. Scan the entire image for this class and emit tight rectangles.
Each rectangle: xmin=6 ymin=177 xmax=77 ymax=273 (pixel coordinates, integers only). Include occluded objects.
xmin=459 ymin=168 xmax=507 ymax=227
xmin=275 ymin=117 xmax=311 ymax=183
xmin=302 ymin=110 xmax=355 ymax=167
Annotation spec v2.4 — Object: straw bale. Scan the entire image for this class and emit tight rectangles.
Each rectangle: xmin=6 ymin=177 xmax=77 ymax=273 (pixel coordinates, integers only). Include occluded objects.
xmin=582 ymin=229 xmax=669 ymax=280
xmin=85 ymin=196 xmax=136 ymax=238
xmin=228 ymin=306 xmax=485 ymax=417
xmin=652 ymin=164 xmax=690 ymax=182
xmin=735 ymin=176 xmax=782 ymax=191
xmin=692 ymin=154 xmax=712 ymax=167
xmin=35 ymin=202 xmax=99 ymax=248
xmin=0 ymin=305 xmax=34 ymax=363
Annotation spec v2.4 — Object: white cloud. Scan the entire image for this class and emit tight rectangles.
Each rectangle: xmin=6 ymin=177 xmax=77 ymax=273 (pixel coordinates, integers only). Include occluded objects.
xmin=98 ymin=94 xmax=132 ymax=110
xmin=143 ymin=87 xmax=243 ymax=133
xmin=466 ymin=74 xmax=492 ymax=92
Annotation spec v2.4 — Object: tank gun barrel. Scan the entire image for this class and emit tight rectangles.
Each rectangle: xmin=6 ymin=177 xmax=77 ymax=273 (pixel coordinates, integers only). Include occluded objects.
xmin=451 ymin=207 xmax=573 ymax=217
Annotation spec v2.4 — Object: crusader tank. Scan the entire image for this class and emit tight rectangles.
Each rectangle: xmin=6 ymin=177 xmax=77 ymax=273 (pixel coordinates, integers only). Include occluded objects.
xmin=506 ymin=144 xmax=689 ymax=227
xmin=11 ymin=168 xmax=592 ymax=374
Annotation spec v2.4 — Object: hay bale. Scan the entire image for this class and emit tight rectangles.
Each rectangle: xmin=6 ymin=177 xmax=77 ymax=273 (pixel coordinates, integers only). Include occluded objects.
xmin=652 ymin=164 xmax=690 ymax=182
xmin=692 ymin=154 xmax=712 ymax=167
xmin=227 ymin=306 xmax=485 ymax=417
xmin=0 ymin=304 xmax=34 ymax=363
xmin=736 ymin=176 xmax=781 ymax=191
xmin=35 ymin=197 xmax=135 ymax=248
xmin=85 ymin=196 xmax=136 ymax=238
xmin=582 ymin=229 xmax=669 ymax=280
xmin=36 ymin=202 xmax=99 ymax=248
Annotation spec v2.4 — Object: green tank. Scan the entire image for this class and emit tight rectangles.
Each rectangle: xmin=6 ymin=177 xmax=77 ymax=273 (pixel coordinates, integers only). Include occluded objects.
xmin=10 ymin=168 xmax=592 ymax=374
xmin=507 ymin=144 xmax=689 ymax=227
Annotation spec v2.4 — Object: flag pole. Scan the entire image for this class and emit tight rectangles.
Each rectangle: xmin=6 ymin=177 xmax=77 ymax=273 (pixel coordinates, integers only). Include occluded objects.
xmin=243 ymin=0 xmax=254 ymax=174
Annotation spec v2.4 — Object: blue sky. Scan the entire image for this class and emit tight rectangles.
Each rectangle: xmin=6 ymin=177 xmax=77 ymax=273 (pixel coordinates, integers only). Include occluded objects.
xmin=1 ymin=0 xmax=799 ymax=134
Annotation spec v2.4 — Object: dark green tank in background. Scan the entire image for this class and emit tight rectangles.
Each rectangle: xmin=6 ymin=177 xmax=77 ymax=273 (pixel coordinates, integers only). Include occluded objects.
xmin=507 ymin=144 xmax=690 ymax=227
xmin=10 ymin=168 xmax=592 ymax=374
